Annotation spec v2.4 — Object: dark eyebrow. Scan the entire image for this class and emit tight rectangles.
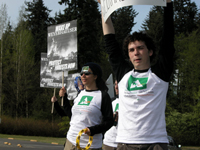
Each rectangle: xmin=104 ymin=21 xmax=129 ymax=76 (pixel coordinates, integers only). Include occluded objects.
xmin=137 ymin=45 xmax=145 ymax=49
xmin=128 ymin=45 xmax=145 ymax=51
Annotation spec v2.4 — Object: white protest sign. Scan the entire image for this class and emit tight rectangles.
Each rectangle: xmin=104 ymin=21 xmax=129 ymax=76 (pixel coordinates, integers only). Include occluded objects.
xmin=101 ymin=0 xmax=166 ymax=22
xmin=106 ymin=74 xmax=114 ymax=99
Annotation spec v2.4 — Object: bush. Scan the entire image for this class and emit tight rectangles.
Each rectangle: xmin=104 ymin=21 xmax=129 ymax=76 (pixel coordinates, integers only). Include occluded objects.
xmin=58 ymin=116 xmax=70 ymax=135
xmin=0 ymin=115 xmax=66 ymax=137
xmin=166 ymin=110 xmax=200 ymax=146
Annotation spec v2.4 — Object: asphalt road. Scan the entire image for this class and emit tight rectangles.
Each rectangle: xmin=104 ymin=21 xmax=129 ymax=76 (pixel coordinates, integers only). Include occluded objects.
xmin=0 ymin=138 xmax=64 ymax=150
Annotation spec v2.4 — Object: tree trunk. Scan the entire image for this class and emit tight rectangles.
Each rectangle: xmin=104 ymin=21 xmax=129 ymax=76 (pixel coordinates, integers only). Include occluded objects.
xmin=0 ymin=36 xmax=2 ymax=120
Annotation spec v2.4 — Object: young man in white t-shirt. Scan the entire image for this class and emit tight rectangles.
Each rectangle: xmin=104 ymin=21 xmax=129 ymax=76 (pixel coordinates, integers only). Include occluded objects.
xmin=98 ymin=0 xmax=174 ymax=150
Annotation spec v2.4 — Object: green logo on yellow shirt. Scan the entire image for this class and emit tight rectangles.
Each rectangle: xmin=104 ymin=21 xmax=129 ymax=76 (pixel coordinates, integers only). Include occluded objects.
xmin=127 ymin=76 xmax=148 ymax=91
xmin=78 ymin=96 xmax=93 ymax=106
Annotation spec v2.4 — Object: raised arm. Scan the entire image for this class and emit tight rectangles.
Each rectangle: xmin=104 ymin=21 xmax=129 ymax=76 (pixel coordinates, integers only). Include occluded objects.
xmin=162 ymin=0 xmax=174 ymax=53
xmin=97 ymin=0 xmax=115 ymax=35
xmin=97 ymin=0 xmax=133 ymax=83
xmin=152 ymin=0 xmax=174 ymax=82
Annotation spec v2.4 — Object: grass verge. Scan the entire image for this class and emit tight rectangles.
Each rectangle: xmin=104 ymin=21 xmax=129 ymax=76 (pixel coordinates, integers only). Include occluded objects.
xmin=0 ymin=134 xmax=66 ymax=145
xmin=182 ymin=147 xmax=200 ymax=150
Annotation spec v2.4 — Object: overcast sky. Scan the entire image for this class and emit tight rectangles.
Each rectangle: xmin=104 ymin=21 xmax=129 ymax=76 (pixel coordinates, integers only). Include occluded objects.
xmin=0 ymin=0 xmax=200 ymax=32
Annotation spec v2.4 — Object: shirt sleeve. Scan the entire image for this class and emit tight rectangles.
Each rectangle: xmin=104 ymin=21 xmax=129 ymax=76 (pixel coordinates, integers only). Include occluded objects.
xmin=62 ymin=93 xmax=72 ymax=119
xmin=88 ymin=91 xmax=114 ymax=136
xmin=152 ymin=2 xmax=175 ymax=82
xmin=54 ymin=101 xmax=67 ymax=117
xmin=104 ymin=34 xmax=133 ymax=83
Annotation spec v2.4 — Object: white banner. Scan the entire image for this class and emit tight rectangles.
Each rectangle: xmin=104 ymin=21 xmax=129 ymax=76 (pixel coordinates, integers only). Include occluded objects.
xmin=101 ymin=0 xmax=166 ymax=22
xmin=106 ymin=74 xmax=114 ymax=99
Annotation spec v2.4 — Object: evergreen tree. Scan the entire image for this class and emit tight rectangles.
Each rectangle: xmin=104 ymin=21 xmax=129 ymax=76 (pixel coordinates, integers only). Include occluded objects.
xmin=173 ymin=0 xmax=198 ymax=35
xmin=1 ymin=4 xmax=54 ymax=119
xmin=24 ymin=0 xmax=55 ymax=62
xmin=174 ymin=31 xmax=200 ymax=113
xmin=2 ymin=19 xmax=37 ymax=118
xmin=196 ymin=11 xmax=200 ymax=31
xmin=0 ymin=3 xmax=8 ymax=119
xmin=141 ymin=6 xmax=163 ymax=52
xmin=142 ymin=0 xmax=199 ymax=50
xmin=1 ymin=22 xmax=14 ymax=117
xmin=23 ymin=0 xmax=56 ymax=118
xmin=111 ymin=6 xmax=138 ymax=50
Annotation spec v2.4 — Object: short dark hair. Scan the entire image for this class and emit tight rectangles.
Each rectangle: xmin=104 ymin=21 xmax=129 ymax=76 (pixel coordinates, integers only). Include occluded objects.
xmin=123 ymin=31 xmax=156 ymax=63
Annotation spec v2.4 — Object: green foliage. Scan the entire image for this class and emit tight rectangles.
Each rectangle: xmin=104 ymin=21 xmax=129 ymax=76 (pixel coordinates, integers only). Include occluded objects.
xmin=174 ymin=31 xmax=200 ymax=112
xmin=2 ymin=20 xmax=37 ymax=118
xmin=58 ymin=116 xmax=70 ymax=136
xmin=166 ymin=29 xmax=200 ymax=145
xmin=173 ymin=0 xmax=198 ymax=35
xmin=31 ymin=88 xmax=56 ymax=120
xmin=166 ymin=109 xmax=200 ymax=145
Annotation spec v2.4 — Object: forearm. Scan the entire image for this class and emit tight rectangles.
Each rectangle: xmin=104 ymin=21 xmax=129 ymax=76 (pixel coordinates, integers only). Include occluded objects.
xmin=102 ymin=16 xmax=115 ymax=35
xmin=88 ymin=117 xmax=113 ymax=136
xmin=99 ymin=2 xmax=115 ymax=35
xmin=163 ymin=2 xmax=174 ymax=50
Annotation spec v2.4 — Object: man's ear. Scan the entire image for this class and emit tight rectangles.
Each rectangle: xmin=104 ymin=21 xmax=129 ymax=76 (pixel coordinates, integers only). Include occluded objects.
xmin=149 ymin=49 xmax=153 ymax=57
xmin=94 ymin=75 xmax=97 ymax=80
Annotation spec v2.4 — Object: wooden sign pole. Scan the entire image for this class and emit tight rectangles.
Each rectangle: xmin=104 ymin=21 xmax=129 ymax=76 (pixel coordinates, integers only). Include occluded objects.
xmin=61 ymin=71 xmax=64 ymax=106
xmin=51 ymin=88 xmax=56 ymax=113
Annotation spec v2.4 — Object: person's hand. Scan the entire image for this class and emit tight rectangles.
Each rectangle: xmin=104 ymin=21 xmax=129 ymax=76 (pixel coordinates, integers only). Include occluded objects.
xmin=59 ymin=87 xmax=66 ymax=97
xmin=97 ymin=0 xmax=100 ymax=4
xmin=51 ymin=96 xmax=57 ymax=103
xmin=84 ymin=128 xmax=91 ymax=136
xmin=113 ymin=111 xmax=118 ymax=122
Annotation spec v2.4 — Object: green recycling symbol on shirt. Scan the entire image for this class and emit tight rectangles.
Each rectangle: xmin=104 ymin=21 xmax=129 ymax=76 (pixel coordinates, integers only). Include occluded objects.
xmin=127 ymin=76 xmax=148 ymax=91
xmin=114 ymin=103 xmax=119 ymax=112
xmin=78 ymin=96 xmax=93 ymax=106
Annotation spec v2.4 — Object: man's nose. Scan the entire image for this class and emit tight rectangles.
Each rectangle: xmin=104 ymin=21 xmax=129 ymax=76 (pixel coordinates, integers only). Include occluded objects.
xmin=134 ymin=49 xmax=139 ymax=55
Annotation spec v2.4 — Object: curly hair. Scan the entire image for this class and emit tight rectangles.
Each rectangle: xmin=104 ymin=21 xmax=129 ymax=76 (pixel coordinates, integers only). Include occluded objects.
xmin=123 ymin=31 xmax=156 ymax=63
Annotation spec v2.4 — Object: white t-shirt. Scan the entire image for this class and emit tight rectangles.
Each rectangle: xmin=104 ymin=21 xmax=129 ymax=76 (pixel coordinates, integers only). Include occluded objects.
xmin=116 ymin=69 xmax=168 ymax=144
xmin=67 ymin=89 xmax=103 ymax=148
xmin=103 ymin=98 xmax=119 ymax=147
